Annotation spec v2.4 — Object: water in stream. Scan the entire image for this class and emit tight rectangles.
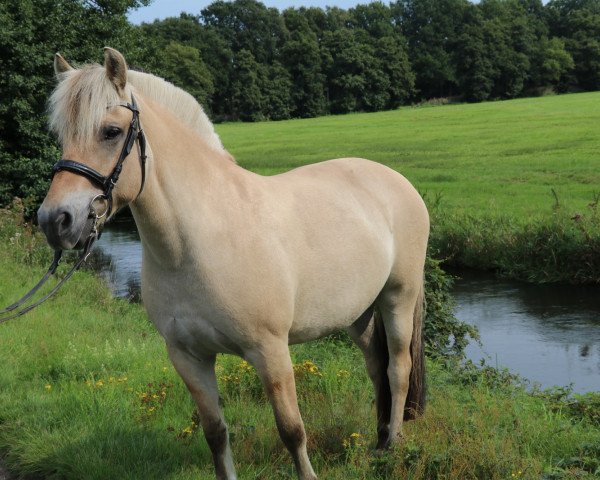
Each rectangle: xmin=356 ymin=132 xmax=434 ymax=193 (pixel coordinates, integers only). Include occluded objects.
xmin=93 ymin=218 xmax=600 ymax=393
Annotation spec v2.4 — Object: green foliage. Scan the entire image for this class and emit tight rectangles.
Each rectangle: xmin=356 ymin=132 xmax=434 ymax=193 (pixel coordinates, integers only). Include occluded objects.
xmin=424 ymin=257 xmax=479 ymax=358
xmin=430 ymin=199 xmax=600 ymax=284
xmin=151 ymin=41 xmax=214 ymax=108
xmin=0 ymin=0 xmax=151 ymax=212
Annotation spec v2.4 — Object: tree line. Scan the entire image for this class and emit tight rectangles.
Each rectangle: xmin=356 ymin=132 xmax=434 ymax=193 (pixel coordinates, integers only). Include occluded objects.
xmin=1 ymin=0 xmax=599 ymax=207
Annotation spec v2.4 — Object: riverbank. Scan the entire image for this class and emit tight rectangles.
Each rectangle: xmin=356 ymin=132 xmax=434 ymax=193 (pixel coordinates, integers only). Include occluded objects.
xmin=1 ymin=205 xmax=599 ymax=478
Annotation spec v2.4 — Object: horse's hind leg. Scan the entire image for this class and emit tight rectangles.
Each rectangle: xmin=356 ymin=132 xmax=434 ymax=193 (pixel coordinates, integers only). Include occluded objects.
xmin=167 ymin=346 xmax=237 ymax=480
xmin=346 ymin=306 xmax=391 ymax=449
xmin=376 ymin=279 xmax=424 ymax=446
xmin=246 ymin=340 xmax=317 ymax=480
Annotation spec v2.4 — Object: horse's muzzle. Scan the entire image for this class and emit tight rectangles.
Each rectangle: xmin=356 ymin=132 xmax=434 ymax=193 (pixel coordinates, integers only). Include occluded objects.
xmin=37 ymin=204 xmax=95 ymax=251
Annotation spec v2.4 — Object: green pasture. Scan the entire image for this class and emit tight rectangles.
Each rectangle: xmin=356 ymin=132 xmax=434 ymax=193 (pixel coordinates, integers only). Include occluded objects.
xmin=0 ymin=258 xmax=598 ymax=479
xmin=217 ymin=92 xmax=600 ymax=220
xmin=214 ymin=92 xmax=600 ymax=282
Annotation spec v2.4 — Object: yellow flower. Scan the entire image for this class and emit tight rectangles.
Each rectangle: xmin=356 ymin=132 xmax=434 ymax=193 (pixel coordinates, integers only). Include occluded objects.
xmin=95 ymin=380 xmax=104 ymax=387
xmin=44 ymin=384 xmax=52 ymax=391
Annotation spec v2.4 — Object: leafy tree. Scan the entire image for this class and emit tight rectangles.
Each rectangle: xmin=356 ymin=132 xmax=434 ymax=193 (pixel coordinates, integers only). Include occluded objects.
xmin=397 ymin=0 xmax=471 ymax=99
xmin=263 ymin=62 xmax=294 ymax=120
xmin=281 ymin=8 xmax=328 ymax=117
xmin=152 ymin=42 xmax=214 ymax=109
xmin=376 ymin=35 xmax=415 ymax=107
xmin=455 ymin=7 xmax=495 ymax=101
xmin=349 ymin=1 xmax=395 ymax=38
xmin=228 ymin=49 xmax=265 ymax=121
xmin=201 ymin=0 xmax=287 ymax=64
xmin=0 ymin=0 xmax=150 ymax=210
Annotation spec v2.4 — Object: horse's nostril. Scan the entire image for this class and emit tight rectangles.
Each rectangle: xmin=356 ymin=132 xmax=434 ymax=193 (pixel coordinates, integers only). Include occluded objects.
xmin=55 ymin=211 xmax=73 ymax=235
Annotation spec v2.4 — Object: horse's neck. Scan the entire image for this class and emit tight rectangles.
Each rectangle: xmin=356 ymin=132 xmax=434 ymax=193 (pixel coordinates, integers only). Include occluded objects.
xmin=129 ymin=96 xmax=240 ymax=268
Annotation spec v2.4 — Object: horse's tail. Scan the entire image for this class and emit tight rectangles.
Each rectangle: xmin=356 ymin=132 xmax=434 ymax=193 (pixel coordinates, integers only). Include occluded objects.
xmin=404 ymin=281 xmax=426 ymax=420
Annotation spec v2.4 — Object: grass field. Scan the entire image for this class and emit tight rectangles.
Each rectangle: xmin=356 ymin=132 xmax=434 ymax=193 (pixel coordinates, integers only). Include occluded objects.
xmin=214 ymin=92 xmax=600 ymax=282
xmin=217 ymin=92 xmax=600 ymax=220
xmin=0 ymin=255 xmax=599 ymax=479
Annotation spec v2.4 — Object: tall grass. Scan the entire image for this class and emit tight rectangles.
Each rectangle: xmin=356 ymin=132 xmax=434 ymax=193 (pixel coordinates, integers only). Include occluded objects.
xmin=429 ymin=193 xmax=600 ymax=283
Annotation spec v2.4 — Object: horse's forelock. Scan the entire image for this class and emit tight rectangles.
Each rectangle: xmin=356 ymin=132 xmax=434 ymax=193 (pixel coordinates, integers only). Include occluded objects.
xmin=48 ymin=63 xmax=225 ymax=154
xmin=48 ymin=64 xmax=127 ymax=147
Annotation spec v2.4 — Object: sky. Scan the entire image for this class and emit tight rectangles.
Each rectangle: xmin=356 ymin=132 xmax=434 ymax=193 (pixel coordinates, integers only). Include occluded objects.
xmin=127 ymin=0 xmax=374 ymax=24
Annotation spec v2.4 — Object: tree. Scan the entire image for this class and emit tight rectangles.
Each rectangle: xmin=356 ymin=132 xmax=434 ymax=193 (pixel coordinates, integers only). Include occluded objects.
xmin=152 ymin=42 xmax=214 ymax=109
xmin=281 ymin=8 xmax=328 ymax=117
xmin=0 ymin=0 xmax=150 ymax=210
xmin=228 ymin=49 xmax=265 ymax=121
xmin=376 ymin=35 xmax=415 ymax=107
xmin=323 ymin=29 xmax=388 ymax=113
xmin=397 ymin=0 xmax=471 ymax=99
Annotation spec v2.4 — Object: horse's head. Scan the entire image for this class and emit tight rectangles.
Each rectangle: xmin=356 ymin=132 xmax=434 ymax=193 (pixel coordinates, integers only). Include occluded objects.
xmin=38 ymin=48 xmax=146 ymax=250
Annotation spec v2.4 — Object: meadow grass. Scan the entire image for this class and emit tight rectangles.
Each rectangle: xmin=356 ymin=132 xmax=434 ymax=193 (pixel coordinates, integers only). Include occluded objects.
xmin=216 ymin=92 xmax=600 ymax=282
xmin=217 ymin=92 xmax=600 ymax=220
xmin=0 ymin=208 xmax=599 ymax=479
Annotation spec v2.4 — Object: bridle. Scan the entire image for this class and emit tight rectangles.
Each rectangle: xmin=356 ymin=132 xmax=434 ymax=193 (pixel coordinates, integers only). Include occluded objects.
xmin=0 ymin=93 xmax=147 ymax=323
xmin=52 ymin=93 xmax=147 ymax=219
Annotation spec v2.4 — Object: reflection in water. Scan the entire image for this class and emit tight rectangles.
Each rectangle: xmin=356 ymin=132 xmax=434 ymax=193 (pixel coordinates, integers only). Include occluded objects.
xmin=93 ymin=219 xmax=600 ymax=393
xmin=453 ymin=270 xmax=600 ymax=394
xmin=90 ymin=216 xmax=142 ymax=301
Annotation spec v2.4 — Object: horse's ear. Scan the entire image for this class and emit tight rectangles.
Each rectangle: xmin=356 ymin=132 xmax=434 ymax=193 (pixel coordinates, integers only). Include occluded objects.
xmin=54 ymin=53 xmax=73 ymax=76
xmin=103 ymin=47 xmax=128 ymax=92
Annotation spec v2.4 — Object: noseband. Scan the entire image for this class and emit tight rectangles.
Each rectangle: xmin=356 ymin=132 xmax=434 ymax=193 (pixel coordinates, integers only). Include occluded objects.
xmin=0 ymin=93 xmax=147 ymax=323
xmin=52 ymin=93 xmax=147 ymax=219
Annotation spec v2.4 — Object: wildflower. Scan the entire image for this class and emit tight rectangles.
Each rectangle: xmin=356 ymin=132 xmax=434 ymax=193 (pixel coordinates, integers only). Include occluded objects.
xmin=182 ymin=426 xmax=193 ymax=435
xmin=44 ymin=384 xmax=52 ymax=391
xmin=337 ymin=369 xmax=350 ymax=379
xmin=95 ymin=380 xmax=104 ymax=387
xmin=343 ymin=432 xmax=365 ymax=449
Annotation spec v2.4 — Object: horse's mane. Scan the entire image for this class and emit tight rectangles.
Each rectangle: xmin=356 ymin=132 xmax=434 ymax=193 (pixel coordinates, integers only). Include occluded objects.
xmin=48 ymin=64 xmax=224 ymax=153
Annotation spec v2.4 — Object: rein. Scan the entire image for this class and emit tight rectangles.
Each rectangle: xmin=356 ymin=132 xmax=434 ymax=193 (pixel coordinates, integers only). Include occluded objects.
xmin=0 ymin=93 xmax=147 ymax=323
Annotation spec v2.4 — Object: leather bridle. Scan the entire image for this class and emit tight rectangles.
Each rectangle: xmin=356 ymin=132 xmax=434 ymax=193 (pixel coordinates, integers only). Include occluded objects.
xmin=52 ymin=93 xmax=147 ymax=219
xmin=0 ymin=93 xmax=147 ymax=323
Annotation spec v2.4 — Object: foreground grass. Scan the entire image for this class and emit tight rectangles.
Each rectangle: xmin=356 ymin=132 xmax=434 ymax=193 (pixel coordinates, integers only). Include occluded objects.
xmin=0 ymin=215 xmax=599 ymax=479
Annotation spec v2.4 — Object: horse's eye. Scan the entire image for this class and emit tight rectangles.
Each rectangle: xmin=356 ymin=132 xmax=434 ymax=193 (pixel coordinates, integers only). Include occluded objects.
xmin=103 ymin=126 xmax=122 ymax=141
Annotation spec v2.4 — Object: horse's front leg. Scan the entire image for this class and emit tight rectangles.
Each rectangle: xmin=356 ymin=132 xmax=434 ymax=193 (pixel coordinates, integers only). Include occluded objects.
xmin=167 ymin=346 xmax=237 ymax=480
xmin=246 ymin=340 xmax=317 ymax=480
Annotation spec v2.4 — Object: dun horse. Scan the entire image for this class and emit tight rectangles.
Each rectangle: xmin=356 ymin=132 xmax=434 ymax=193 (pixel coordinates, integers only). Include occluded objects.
xmin=37 ymin=48 xmax=429 ymax=480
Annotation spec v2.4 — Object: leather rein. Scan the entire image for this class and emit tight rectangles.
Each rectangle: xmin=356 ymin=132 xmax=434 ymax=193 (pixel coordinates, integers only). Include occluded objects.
xmin=0 ymin=93 xmax=147 ymax=323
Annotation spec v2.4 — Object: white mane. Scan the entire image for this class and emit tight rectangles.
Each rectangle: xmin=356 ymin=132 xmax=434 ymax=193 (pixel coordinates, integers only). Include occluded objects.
xmin=48 ymin=65 xmax=224 ymax=153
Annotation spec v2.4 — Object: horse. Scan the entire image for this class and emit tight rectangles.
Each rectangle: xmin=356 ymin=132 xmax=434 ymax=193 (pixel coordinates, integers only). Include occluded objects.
xmin=37 ymin=47 xmax=429 ymax=480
